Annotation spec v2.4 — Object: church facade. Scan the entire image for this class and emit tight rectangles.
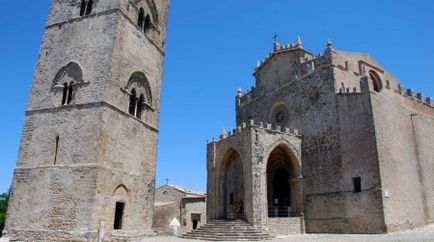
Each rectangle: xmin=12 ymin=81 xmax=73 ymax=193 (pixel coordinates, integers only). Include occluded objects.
xmin=207 ymin=38 xmax=434 ymax=235
xmin=3 ymin=0 xmax=169 ymax=241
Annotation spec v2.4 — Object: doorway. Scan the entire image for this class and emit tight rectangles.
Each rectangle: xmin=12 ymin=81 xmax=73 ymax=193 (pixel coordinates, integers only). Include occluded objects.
xmin=114 ymin=202 xmax=125 ymax=230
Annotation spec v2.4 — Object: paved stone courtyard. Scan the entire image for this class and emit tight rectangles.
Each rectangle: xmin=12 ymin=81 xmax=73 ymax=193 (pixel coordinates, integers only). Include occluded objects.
xmin=142 ymin=224 xmax=434 ymax=242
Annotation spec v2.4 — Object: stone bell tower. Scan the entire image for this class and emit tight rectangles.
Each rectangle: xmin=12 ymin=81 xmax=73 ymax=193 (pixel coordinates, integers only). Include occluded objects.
xmin=3 ymin=0 xmax=169 ymax=240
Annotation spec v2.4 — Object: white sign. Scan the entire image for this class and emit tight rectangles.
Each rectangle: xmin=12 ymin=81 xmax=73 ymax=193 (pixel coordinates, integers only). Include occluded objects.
xmin=170 ymin=218 xmax=181 ymax=235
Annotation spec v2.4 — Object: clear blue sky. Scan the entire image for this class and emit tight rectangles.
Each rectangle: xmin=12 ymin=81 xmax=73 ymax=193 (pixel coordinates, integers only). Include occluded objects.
xmin=1 ymin=0 xmax=433 ymax=193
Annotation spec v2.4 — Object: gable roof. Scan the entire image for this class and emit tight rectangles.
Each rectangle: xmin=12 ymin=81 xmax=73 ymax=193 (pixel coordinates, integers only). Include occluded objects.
xmin=158 ymin=184 xmax=206 ymax=198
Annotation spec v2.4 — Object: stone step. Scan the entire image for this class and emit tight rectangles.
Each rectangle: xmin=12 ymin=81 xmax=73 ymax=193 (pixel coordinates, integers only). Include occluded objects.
xmin=181 ymin=236 xmax=271 ymax=241
xmin=180 ymin=219 xmax=272 ymax=241
xmin=181 ymin=235 xmax=271 ymax=241
xmin=185 ymin=231 xmax=269 ymax=235
xmin=200 ymin=226 xmax=257 ymax=232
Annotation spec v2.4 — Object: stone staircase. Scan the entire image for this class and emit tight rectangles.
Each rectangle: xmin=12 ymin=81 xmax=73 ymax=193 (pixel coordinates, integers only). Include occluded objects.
xmin=180 ymin=219 xmax=272 ymax=241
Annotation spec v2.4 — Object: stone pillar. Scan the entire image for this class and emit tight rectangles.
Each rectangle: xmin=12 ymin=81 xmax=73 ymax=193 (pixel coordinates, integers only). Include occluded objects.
xmin=289 ymin=175 xmax=304 ymax=216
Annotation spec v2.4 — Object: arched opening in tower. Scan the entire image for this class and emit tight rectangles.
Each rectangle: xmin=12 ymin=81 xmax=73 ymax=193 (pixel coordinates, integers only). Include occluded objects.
xmin=266 ymin=145 xmax=303 ymax=217
xmin=219 ymin=149 xmax=245 ymax=220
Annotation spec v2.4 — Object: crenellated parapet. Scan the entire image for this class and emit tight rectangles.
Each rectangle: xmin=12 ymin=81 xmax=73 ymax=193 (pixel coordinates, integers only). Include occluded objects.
xmin=400 ymin=87 xmax=434 ymax=108
xmin=207 ymin=119 xmax=301 ymax=144
xmin=359 ymin=75 xmax=434 ymax=108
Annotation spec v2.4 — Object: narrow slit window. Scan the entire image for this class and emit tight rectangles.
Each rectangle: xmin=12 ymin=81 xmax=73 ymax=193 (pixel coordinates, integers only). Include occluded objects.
xmin=230 ymin=193 xmax=234 ymax=205
xmin=114 ymin=202 xmax=125 ymax=230
xmin=353 ymin=177 xmax=362 ymax=193
xmin=54 ymin=136 xmax=60 ymax=164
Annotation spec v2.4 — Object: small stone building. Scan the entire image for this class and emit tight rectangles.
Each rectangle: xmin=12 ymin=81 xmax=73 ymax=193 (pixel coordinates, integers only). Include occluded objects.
xmin=154 ymin=185 xmax=206 ymax=234
xmin=207 ymin=37 xmax=434 ymax=235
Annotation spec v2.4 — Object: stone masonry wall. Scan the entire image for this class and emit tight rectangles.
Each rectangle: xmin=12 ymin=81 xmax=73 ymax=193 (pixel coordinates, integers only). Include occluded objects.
xmin=231 ymin=45 xmax=393 ymax=233
xmin=4 ymin=0 xmax=170 ymax=240
xmin=370 ymin=80 xmax=434 ymax=232
xmin=207 ymin=124 xmax=302 ymax=229
xmin=267 ymin=217 xmax=304 ymax=236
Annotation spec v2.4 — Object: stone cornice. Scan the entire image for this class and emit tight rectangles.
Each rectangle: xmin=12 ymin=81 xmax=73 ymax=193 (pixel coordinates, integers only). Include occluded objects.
xmin=25 ymin=101 xmax=159 ymax=133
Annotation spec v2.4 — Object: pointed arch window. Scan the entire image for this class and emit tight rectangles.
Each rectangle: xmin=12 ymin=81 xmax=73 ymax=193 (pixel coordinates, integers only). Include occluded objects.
xmin=126 ymin=72 xmax=153 ymax=121
xmin=53 ymin=62 xmax=84 ymax=106
xmin=369 ymin=70 xmax=383 ymax=93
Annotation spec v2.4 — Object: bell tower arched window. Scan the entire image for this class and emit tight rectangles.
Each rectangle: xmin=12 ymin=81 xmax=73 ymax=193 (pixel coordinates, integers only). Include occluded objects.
xmin=126 ymin=72 xmax=153 ymax=121
xmin=53 ymin=62 xmax=84 ymax=106
xmin=369 ymin=70 xmax=383 ymax=93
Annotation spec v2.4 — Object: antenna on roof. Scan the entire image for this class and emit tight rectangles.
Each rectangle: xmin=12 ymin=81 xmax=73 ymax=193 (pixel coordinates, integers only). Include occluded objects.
xmin=273 ymin=33 xmax=280 ymax=51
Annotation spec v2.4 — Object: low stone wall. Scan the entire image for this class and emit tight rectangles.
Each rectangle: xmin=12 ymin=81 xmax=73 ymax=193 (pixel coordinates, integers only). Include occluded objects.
xmin=267 ymin=217 xmax=305 ymax=236
xmin=152 ymin=202 xmax=176 ymax=235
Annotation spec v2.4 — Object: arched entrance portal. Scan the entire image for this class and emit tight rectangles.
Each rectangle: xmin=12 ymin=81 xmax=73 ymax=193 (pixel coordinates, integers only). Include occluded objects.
xmin=219 ymin=149 xmax=245 ymax=220
xmin=267 ymin=144 xmax=303 ymax=217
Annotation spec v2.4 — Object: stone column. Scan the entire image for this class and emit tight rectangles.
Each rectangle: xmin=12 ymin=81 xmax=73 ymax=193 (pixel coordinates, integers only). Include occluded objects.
xmin=289 ymin=175 xmax=303 ymax=216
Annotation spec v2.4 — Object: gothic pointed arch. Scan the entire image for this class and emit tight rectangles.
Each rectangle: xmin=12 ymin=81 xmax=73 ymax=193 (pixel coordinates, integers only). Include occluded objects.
xmin=369 ymin=70 xmax=383 ymax=92
xmin=126 ymin=71 xmax=153 ymax=106
xmin=218 ymin=148 xmax=245 ymax=219
xmin=113 ymin=184 xmax=129 ymax=230
xmin=53 ymin=62 xmax=84 ymax=106
xmin=133 ymin=0 xmax=159 ymax=27
xmin=265 ymin=142 xmax=303 ymax=217
xmin=145 ymin=0 xmax=159 ymax=26
xmin=53 ymin=62 xmax=84 ymax=85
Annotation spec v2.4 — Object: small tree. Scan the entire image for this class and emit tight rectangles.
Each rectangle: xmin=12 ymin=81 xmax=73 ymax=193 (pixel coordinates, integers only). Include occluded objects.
xmin=0 ymin=190 xmax=10 ymax=236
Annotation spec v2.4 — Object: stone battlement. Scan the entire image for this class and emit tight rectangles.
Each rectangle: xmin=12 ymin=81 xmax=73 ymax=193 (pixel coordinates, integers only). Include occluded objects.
xmin=207 ymin=119 xmax=300 ymax=144
xmin=398 ymin=86 xmax=433 ymax=108
xmin=255 ymin=36 xmax=307 ymax=72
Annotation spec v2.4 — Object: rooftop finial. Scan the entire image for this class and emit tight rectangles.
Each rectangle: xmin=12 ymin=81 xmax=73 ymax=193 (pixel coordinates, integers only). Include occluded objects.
xmin=296 ymin=35 xmax=303 ymax=48
xmin=326 ymin=39 xmax=333 ymax=48
xmin=221 ymin=127 xmax=227 ymax=137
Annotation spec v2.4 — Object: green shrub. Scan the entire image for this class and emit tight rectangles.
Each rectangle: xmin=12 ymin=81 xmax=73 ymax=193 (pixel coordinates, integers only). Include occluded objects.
xmin=0 ymin=191 xmax=10 ymax=236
